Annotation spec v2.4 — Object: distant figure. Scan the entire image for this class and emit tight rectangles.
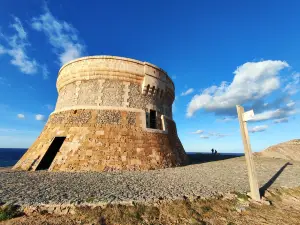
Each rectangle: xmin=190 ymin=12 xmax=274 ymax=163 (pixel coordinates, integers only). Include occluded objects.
xmin=211 ymin=148 xmax=214 ymax=154
xmin=214 ymin=149 xmax=218 ymax=155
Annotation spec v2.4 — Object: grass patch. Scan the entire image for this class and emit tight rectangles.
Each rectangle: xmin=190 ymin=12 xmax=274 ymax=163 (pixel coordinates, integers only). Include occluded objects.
xmin=234 ymin=192 xmax=249 ymax=201
xmin=0 ymin=204 xmax=23 ymax=221
xmin=201 ymin=205 xmax=212 ymax=213
xmin=86 ymin=196 xmax=95 ymax=203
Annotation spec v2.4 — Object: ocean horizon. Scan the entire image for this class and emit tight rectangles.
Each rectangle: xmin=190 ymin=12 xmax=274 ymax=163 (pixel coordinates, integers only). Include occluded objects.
xmin=0 ymin=148 xmax=27 ymax=167
xmin=0 ymin=148 xmax=244 ymax=167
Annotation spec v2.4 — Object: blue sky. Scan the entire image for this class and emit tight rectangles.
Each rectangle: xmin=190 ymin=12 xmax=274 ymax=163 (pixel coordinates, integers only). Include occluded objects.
xmin=0 ymin=0 xmax=299 ymax=152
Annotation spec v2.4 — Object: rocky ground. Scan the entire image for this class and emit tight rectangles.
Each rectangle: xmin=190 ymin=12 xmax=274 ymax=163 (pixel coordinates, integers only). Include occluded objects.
xmin=0 ymin=156 xmax=299 ymax=206
xmin=2 ymin=186 xmax=300 ymax=224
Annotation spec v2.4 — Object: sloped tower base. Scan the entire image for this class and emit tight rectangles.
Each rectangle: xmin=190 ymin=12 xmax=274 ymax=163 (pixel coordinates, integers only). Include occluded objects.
xmin=14 ymin=109 xmax=187 ymax=171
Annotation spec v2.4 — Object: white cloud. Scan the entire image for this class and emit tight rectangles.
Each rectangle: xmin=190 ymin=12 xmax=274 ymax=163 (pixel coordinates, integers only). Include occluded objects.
xmin=0 ymin=16 xmax=39 ymax=74
xmin=41 ymin=64 xmax=49 ymax=79
xmin=0 ymin=128 xmax=17 ymax=132
xmin=31 ymin=6 xmax=85 ymax=65
xmin=252 ymin=108 xmax=296 ymax=122
xmin=284 ymin=73 xmax=300 ymax=95
xmin=207 ymin=132 xmax=230 ymax=138
xmin=0 ymin=77 xmax=11 ymax=87
xmin=200 ymin=135 xmax=209 ymax=139
xmin=273 ymin=117 xmax=288 ymax=124
xmin=35 ymin=114 xmax=46 ymax=121
xmin=0 ymin=45 xmax=6 ymax=54
xmin=193 ymin=130 xmax=229 ymax=138
xmin=187 ymin=60 xmax=289 ymax=117
xmin=181 ymin=88 xmax=194 ymax=96
xmin=286 ymin=100 xmax=295 ymax=108
xmin=249 ymin=125 xmax=268 ymax=133
xmin=191 ymin=130 xmax=204 ymax=134
xmin=217 ymin=116 xmax=235 ymax=122
xmin=17 ymin=114 xmax=25 ymax=119
xmin=10 ymin=17 xmax=27 ymax=39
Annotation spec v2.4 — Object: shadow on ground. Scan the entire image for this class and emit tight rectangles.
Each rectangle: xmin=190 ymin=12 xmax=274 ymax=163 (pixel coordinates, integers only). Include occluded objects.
xmin=260 ymin=162 xmax=293 ymax=196
xmin=187 ymin=153 xmax=242 ymax=164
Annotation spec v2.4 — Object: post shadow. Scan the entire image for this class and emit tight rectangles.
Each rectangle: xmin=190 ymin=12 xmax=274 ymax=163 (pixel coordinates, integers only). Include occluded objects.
xmin=259 ymin=162 xmax=293 ymax=197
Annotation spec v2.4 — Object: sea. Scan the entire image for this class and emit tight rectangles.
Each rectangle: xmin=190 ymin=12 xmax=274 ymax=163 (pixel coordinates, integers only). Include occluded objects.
xmin=0 ymin=148 xmax=27 ymax=167
xmin=0 ymin=148 xmax=244 ymax=168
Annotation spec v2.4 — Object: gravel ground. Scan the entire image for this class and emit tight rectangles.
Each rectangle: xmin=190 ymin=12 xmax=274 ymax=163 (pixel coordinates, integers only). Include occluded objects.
xmin=0 ymin=156 xmax=299 ymax=206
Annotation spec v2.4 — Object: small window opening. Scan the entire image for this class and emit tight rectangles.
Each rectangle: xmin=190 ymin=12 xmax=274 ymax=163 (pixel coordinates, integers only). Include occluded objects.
xmin=74 ymin=110 xmax=77 ymax=114
xmin=151 ymin=86 xmax=155 ymax=95
xmin=150 ymin=110 xmax=157 ymax=129
xmin=145 ymin=84 xmax=150 ymax=95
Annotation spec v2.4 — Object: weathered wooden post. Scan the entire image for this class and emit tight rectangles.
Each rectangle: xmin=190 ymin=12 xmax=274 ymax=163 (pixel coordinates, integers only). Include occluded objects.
xmin=236 ymin=105 xmax=261 ymax=201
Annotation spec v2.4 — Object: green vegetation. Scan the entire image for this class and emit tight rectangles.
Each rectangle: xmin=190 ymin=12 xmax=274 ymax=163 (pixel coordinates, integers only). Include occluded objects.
xmin=2 ymin=187 xmax=300 ymax=224
xmin=86 ymin=196 xmax=95 ymax=203
xmin=201 ymin=205 xmax=212 ymax=213
xmin=234 ymin=192 xmax=249 ymax=201
xmin=0 ymin=204 xmax=22 ymax=221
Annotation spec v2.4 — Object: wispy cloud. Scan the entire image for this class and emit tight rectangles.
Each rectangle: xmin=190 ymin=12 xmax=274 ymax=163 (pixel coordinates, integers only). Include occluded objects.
xmin=0 ymin=16 xmax=39 ymax=74
xmin=200 ymin=135 xmax=210 ymax=139
xmin=286 ymin=100 xmax=295 ymax=108
xmin=192 ymin=129 xmax=229 ymax=138
xmin=284 ymin=73 xmax=300 ymax=95
xmin=17 ymin=114 xmax=25 ymax=119
xmin=273 ymin=117 xmax=288 ymax=124
xmin=31 ymin=6 xmax=85 ymax=65
xmin=217 ymin=116 xmax=235 ymax=122
xmin=181 ymin=88 xmax=194 ymax=96
xmin=44 ymin=104 xmax=54 ymax=110
xmin=0 ymin=77 xmax=11 ymax=87
xmin=207 ymin=132 xmax=230 ymax=138
xmin=191 ymin=130 xmax=204 ymax=134
xmin=249 ymin=125 xmax=268 ymax=133
xmin=41 ymin=64 xmax=49 ymax=79
xmin=0 ymin=16 xmax=49 ymax=79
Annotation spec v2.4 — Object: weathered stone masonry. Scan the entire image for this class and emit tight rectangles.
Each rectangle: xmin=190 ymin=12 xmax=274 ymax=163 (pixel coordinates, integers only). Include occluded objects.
xmin=14 ymin=56 xmax=188 ymax=172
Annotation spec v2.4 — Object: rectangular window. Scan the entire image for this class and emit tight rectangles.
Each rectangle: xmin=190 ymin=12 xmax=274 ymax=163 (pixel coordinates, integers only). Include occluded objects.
xmin=150 ymin=110 xmax=157 ymax=129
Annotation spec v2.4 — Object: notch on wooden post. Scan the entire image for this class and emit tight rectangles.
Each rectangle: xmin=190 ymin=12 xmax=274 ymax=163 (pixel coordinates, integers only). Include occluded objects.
xmin=236 ymin=105 xmax=261 ymax=201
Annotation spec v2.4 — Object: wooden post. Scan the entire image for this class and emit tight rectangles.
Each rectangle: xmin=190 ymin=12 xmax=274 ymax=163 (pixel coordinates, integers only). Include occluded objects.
xmin=236 ymin=105 xmax=261 ymax=201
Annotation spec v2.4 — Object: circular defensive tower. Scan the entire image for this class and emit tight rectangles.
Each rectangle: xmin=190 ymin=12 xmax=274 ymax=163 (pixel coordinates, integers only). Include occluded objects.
xmin=14 ymin=56 xmax=188 ymax=172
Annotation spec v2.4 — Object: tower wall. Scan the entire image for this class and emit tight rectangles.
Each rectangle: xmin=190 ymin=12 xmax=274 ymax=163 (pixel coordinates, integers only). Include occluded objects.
xmin=13 ymin=56 xmax=188 ymax=172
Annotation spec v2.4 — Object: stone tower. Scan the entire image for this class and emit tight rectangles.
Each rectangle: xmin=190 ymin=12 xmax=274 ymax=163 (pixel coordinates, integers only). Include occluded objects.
xmin=13 ymin=56 xmax=188 ymax=172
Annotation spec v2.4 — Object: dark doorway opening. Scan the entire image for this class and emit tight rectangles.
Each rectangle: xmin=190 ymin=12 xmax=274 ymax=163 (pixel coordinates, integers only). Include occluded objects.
xmin=150 ymin=110 xmax=157 ymax=129
xmin=36 ymin=137 xmax=66 ymax=170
